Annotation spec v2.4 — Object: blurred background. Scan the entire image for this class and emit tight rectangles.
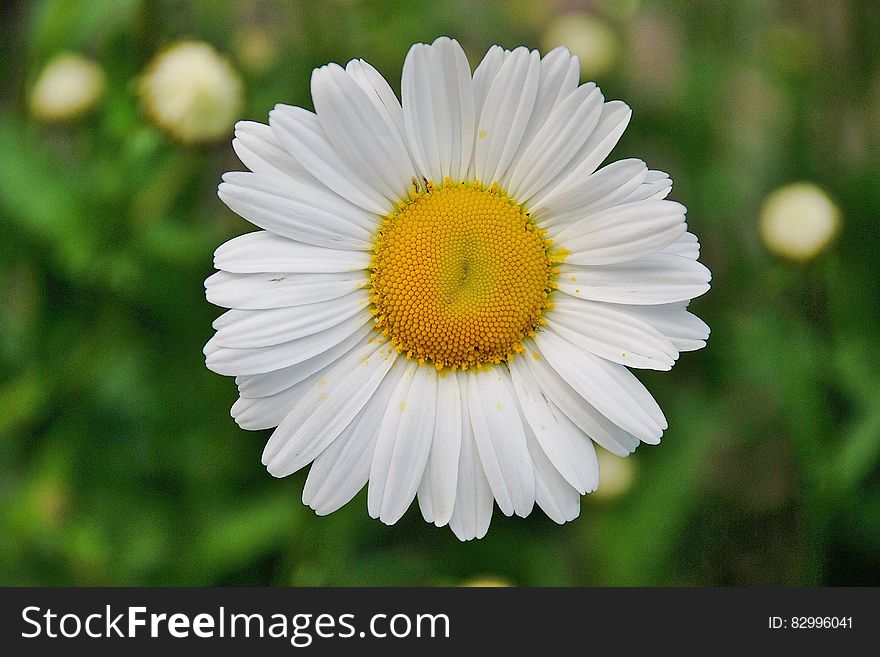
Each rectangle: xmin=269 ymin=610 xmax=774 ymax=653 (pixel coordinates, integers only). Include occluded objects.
xmin=1 ymin=0 xmax=879 ymax=586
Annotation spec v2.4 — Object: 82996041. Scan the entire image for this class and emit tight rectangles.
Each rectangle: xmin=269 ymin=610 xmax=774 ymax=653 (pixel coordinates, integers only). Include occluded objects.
xmin=768 ymin=616 xmax=853 ymax=629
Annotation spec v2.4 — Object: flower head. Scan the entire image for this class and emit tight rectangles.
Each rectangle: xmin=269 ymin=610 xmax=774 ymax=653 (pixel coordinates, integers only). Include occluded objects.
xmin=139 ymin=40 xmax=243 ymax=144
xmin=759 ymin=182 xmax=840 ymax=261
xmin=205 ymin=38 xmax=711 ymax=540
xmin=542 ymin=14 xmax=619 ymax=78
xmin=29 ymin=53 xmax=104 ymax=122
xmin=591 ymin=448 xmax=636 ymax=500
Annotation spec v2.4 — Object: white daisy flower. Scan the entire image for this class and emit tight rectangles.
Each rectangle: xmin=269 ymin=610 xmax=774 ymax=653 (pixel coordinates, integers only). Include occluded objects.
xmin=204 ymin=37 xmax=711 ymax=541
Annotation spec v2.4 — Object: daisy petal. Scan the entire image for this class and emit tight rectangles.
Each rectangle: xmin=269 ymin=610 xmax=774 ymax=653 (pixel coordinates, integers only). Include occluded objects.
xmin=204 ymin=313 xmax=370 ymax=376
xmin=311 ymin=63 xmax=416 ymax=202
xmin=211 ymin=290 xmax=370 ymax=349
xmin=402 ymin=37 xmax=476 ymax=183
xmin=533 ymin=158 xmax=647 ymax=230
xmin=448 ymin=407 xmax=494 ymax=541
xmin=506 ymin=82 xmax=603 ymax=203
xmin=269 ymin=104 xmax=390 ymax=214
xmin=401 ymin=44 xmax=440 ymax=182
xmin=214 ymin=231 xmax=370 ymax=274
xmin=467 ymin=369 xmax=535 ymax=518
xmin=598 ymin=302 xmax=710 ymax=352
xmin=417 ymin=463 xmax=436 ymax=524
xmin=514 ymin=46 xmax=581 ymax=160
xmin=661 ymin=231 xmax=701 ymax=259
xmin=526 ymin=427 xmax=582 ymax=524
xmin=302 ymin=412 xmax=360 ymax=508
xmin=557 ymin=253 xmax=712 ymax=305
xmin=423 ymin=370 xmax=463 ymax=526
xmin=534 ymin=330 xmax=666 ymax=442
xmin=471 ymin=45 xmax=506 ymax=115
xmin=509 ymin=356 xmax=599 ymax=494
xmin=344 ymin=59 xmax=408 ymax=148
xmin=261 ymin=338 xmax=397 ymax=477
xmin=623 ymin=169 xmax=673 ymax=203
xmin=368 ymin=363 xmax=438 ymax=524
xmin=232 ymin=120 xmax=317 ymax=182
xmin=522 ymin=345 xmax=642 ymax=455
xmin=224 ymin=170 xmax=377 ymax=233
xmin=205 ymin=271 xmax=365 ymax=310
xmin=530 ymin=100 xmax=632 ymax=208
xmin=472 ymin=47 xmax=541 ymax=184
xmin=235 ymin=322 xmax=373 ymax=398
xmin=552 ymin=199 xmax=686 ymax=266
xmin=231 ymin=371 xmax=318 ymax=430
xmin=303 ymin=358 xmax=403 ymax=515
xmin=218 ymin=172 xmax=374 ymax=249
xmin=547 ymin=295 xmax=679 ymax=369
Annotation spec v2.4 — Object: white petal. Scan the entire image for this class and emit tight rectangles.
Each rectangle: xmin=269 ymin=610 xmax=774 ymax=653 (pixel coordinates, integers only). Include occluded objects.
xmin=269 ymin=104 xmax=391 ymax=214
xmin=344 ymin=58 xmax=408 ymax=148
xmin=557 ymin=253 xmax=712 ymax=305
xmin=421 ymin=370 xmax=463 ymax=526
xmin=522 ymin=345 xmax=642 ymax=456
xmin=225 ymin=169 xmax=377 ymax=233
xmin=206 ymin=271 xmax=365 ymax=310
xmin=509 ymin=356 xmax=599 ymax=493
xmin=402 ymin=44 xmax=440 ymax=183
xmin=472 ymin=47 xmax=541 ymax=184
xmin=467 ymin=368 xmax=535 ymax=518
xmin=235 ymin=321 xmax=373 ymax=398
xmin=205 ymin=313 xmax=371 ymax=376
xmin=417 ymin=464 xmax=435 ymax=524
xmin=402 ymin=37 xmax=476 ymax=183
xmin=526 ymin=426 xmax=582 ymax=524
xmin=471 ymin=45 xmax=507 ymax=116
xmin=231 ymin=371 xmax=318 ymax=430
xmin=203 ymin=336 xmax=221 ymax=358
xmin=232 ymin=120 xmax=317 ymax=182
xmin=218 ymin=173 xmax=374 ymax=249
xmin=448 ymin=405 xmax=494 ymax=541
xmin=622 ymin=169 xmax=673 ymax=203
xmin=529 ymin=100 xmax=632 ymax=208
xmin=553 ymin=199 xmax=686 ymax=266
xmin=661 ymin=231 xmax=701 ymax=259
xmin=213 ymin=231 xmax=370 ymax=274
xmin=311 ymin=63 xmax=416 ymax=202
xmin=511 ymin=46 xmax=581 ymax=167
xmin=506 ymin=82 xmax=603 ymax=203
xmin=261 ymin=337 xmax=397 ymax=477
xmin=533 ymin=159 xmax=647 ymax=231
xmin=534 ymin=330 xmax=666 ymax=442
xmin=546 ymin=295 xmax=678 ymax=369
xmin=302 ymin=410 xmax=361 ymax=509
xmin=599 ymin=302 xmax=710 ymax=353
xmin=303 ymin=357 xmax=404 ymax=515
xmin=211 ymin=290 xmax=370 ymax=349
xmin=368 ymin=363 xmax=438 ymax=524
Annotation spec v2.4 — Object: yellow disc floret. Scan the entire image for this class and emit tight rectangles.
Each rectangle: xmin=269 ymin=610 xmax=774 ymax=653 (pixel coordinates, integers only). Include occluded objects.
xmin=370 ymin=180 xmax=556 ymax=370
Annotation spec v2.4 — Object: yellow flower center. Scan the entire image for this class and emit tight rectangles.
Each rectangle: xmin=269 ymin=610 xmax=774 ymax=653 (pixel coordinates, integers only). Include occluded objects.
xmin=370 ymin=180 xmax=556 ymax=370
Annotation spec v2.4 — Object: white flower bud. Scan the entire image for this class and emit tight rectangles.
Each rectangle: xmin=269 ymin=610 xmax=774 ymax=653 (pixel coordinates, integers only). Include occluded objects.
xmin=759 ymin=183 xmax=840 ymax=261
xmin=460 ymin=576 xmax=513 ymax=587
xmin=29 ymin=53 xmax=104 ymax=122
xmin=542 ymin=13 xmax=619 ymax=79
xmin=139 ymin=41 xmax=243 ymax=144
xmin=593 ymin=449 xmax=635 ymax=500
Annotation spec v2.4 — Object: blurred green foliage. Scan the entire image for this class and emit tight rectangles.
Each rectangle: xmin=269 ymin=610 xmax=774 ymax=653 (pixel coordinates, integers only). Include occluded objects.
xmin=1 ymin=0 xmax=879 ymax=586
